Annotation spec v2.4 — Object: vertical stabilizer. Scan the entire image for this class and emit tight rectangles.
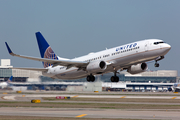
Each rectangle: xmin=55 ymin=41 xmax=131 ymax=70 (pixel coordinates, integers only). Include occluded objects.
xmin=7 ymin=76 xmax=13 ymax=83
xmin=35 ymin=32 xmax=58 ymax=68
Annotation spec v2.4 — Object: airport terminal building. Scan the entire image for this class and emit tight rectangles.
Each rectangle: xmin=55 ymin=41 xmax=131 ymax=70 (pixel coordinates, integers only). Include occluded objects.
xmin=0 ymin=59 xmax=41 ymax=82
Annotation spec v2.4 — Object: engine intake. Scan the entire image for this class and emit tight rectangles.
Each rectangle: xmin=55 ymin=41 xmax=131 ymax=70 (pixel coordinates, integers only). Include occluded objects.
xmin=86 ymin=61 xmax=107 ymax=73
xmin=127 ymin=63 xmax=148 ymax=74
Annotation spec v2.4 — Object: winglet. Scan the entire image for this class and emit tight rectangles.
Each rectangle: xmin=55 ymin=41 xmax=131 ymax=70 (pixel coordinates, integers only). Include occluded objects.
xmin=5 ymin=42 xmax=14 ymax=55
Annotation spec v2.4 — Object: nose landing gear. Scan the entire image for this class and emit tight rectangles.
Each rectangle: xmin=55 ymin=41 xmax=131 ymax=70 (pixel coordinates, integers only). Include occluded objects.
xmin=154 ymin=56 xmax=164 ymax=67
xmin=154 ymin=62 xmax=159 ymax=67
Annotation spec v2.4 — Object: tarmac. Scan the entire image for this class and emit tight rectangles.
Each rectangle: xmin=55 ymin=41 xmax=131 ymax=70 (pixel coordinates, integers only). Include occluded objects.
xmin=0 ymin=91 xmax=180 ymax=120
xmin=0 ymin=107 xmax=180 ymax=120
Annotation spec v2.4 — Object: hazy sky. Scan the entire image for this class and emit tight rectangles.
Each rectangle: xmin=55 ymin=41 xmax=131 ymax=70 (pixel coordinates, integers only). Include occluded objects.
xmin=0 ymin=1 xmax=180 ymax=75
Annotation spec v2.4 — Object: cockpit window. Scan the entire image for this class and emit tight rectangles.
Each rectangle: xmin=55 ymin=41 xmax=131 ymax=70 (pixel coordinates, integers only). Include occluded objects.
xmin=154 ymin=41 xmax=164 ymax=45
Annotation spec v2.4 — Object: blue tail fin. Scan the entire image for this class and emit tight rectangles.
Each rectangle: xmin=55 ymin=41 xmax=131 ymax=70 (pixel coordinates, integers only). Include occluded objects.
xmin=7 ymin=76 xmax=13 ymax=83
xmin=35 ymin=32 xmax=58 ymax=68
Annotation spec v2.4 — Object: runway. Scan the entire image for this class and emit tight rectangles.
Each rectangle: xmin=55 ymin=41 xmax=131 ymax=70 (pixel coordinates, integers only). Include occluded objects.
xmin=1 ymin=94 xmax=180 ymax=100
xmin=1 ymin=94 xmax=180 ymax=105
xmin=0 ymin=92 xmax=180 ymax=120
xmin=0 ymin=107 xmax=180 ymax=120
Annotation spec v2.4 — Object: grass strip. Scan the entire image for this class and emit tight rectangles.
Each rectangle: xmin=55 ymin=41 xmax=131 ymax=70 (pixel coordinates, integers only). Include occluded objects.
xmin=0 ymin=101 xmax=180 ymax=109
xmin=0 ymin=115 xmax=145 ymax=120
xmin=42 ymin=97 xmax=180 ymax=103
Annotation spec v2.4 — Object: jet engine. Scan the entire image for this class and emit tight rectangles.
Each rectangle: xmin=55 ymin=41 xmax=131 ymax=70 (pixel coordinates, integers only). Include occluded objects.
xmin=86 ymin=61 xmax=107 ymax=73
xmin=127 ymin=63 xmax=148 ymax=74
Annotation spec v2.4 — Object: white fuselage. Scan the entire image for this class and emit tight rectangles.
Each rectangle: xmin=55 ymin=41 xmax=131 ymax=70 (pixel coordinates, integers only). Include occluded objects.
xmin=43 ymin=39 xmax=171 ymax=79
xmin=0 ymin=82 xmax=8 ymax=89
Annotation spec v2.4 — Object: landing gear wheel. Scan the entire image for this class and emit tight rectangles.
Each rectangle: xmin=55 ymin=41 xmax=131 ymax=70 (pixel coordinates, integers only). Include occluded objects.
xmin=115 ymin=76 xmax=119 ymax=82
xmin=111 ymin=76 xmax=115 ymax=82
xmin=154 ymin=62 xmax=159 ymax=67
xmin=87 ymin=75 xmax=91 ymax=82
xmin=111 ymin=76 xmax=119 ymax=82
xmin=91 ymin=76 xmax=95 ymax=82
xmin=111 ymin=70 xmax=119 ymax=82
xmin=86 ymin=75 xmax=95 ymax=82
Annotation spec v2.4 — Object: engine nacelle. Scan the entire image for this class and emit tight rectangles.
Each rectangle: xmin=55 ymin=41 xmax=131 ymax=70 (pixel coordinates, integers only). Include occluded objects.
xmin=86 ymin=61 xmax=107 ymax=73
xmin=127 ymin=63 xmax=148 ymax=74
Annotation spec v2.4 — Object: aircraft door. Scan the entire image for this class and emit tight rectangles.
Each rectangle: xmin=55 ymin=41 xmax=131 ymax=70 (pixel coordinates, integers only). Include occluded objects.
xmin=143 ymin=41 xmax=149 ymax=58
xmin=144 ymin=41 xmax=149 ymax=52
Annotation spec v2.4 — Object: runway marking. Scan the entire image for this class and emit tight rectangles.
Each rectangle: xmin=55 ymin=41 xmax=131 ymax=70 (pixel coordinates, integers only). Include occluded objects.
xmin=76 ymin=114 xmax=87 ymax=118
xmin=1 ymin=96 xmax=5 ymax=100
xmin=3 ymin=96 xmax=16 ymax=100
xmin=72 ymin=95 xmax=79 ymax=98
xmin=171 ymin=97 xmax=177 ymax=99
xmin=120 ymin=96 xmax=126 ymax=98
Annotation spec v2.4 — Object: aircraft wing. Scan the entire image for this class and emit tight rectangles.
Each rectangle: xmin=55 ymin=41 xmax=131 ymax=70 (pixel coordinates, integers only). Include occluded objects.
xmin=5 ymin=42 xmax=89 ymax=68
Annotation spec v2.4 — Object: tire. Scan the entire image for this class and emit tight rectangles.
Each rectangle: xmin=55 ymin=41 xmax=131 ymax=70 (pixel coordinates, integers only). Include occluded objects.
xmin=87 ymin=75 xmax=95 ymax=82
xmin=111 ymin=76 xmax=115 ymax=82
xmin=111 ymin=76 xmax=119 ymax=82
xmin=91 ymin=76 xmax=95 ymax=82
xmin=115 ymin=76 xmax=119 ymax=82
xmin=86 ymin=75 xmax=91 ymax=82
xmin=154 ymin=63 xmax=159 ymax=67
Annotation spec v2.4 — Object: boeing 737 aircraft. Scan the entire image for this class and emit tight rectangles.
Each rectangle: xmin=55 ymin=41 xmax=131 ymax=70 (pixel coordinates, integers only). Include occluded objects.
xmin=0 ymin=76 xmax=13 ymax=89
xmin=5 ymin=32 xmax=171 ymax=82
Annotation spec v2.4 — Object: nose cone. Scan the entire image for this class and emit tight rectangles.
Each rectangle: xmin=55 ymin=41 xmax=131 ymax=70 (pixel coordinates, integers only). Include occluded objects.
xmin=165 ymin=43 xmax=171 ymax=51
xmin=161 ymin=43 xmax=171 ymax=55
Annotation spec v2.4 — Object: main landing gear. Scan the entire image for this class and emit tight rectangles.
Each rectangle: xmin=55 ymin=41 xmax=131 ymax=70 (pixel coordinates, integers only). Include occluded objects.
xmin=111 ymin=71 xmax=119 ymax=82
xmin=87 ymin=70 xmax=120 ymax=82
xmin=111 ymin=76 xmax=119 ymax=82
xmin=86 ymin=74 xmax=95 ymax=82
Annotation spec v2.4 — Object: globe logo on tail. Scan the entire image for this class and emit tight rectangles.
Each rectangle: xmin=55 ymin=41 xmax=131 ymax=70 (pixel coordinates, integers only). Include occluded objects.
xmin=43 ymin=46 xmax=58 ymax=68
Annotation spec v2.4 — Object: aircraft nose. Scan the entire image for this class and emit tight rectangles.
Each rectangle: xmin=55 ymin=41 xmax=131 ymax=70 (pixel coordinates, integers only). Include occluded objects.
xmin=166 ymin=44 xmax=171 ymax=50
xmin=161 ymin=43 xmax=171 ymax=55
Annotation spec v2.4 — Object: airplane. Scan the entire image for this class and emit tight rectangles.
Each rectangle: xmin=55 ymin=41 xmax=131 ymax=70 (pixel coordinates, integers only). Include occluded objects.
xmin=168 ymin=83 xmax=180 ymax=92
xmin=5 ymin=32 xmax=171 ymax=82
xmin=0 ymin=76 xmax=13 ymax=89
